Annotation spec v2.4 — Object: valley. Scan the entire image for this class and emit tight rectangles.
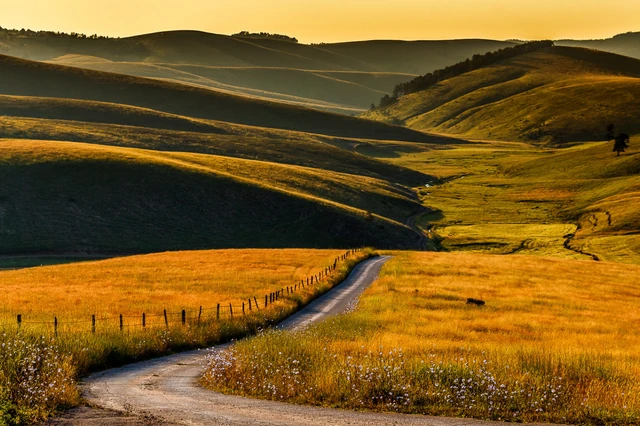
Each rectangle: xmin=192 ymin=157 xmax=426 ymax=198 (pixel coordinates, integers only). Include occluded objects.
xmin=0 ymin=23 xmax=639 ymax=426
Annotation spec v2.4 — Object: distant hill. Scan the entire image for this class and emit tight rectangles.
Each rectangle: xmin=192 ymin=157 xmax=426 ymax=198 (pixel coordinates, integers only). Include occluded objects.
xmin=363 ymin=46 xmax=640 ymax=144
xmin=0 ymin=54 xmax=431 ymax=142
xmin=557 ymin=32 xmax=640 ymax=60
xmin=0 ymin=28 xmax=514 ymax=112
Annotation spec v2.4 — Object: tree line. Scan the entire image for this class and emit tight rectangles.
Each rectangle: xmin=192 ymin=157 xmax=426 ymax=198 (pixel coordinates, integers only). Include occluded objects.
xmin=375 ymin=40 xmax=555 ymax=109
xmin=232 ymin=31 xmax=298 ymax=43
xmin=0 ymin=26 xmax=111 ymax=40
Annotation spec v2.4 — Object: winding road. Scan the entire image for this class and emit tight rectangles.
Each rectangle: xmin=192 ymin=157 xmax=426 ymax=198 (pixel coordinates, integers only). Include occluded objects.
xmin=48 ymin=256 xmax=552 ymax=426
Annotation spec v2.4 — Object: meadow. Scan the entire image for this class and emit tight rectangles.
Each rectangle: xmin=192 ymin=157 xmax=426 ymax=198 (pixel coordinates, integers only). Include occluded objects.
xmin=203 ymin=251 xmax=640 ymax=425
xmin=349 ymin=135 xmax=640 ymax=264
xmin=0 ymin=248 xmax=372 ymax=424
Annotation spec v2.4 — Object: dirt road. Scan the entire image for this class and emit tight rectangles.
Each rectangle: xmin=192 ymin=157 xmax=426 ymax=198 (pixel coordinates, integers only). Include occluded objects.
xmin=48 ymin=256 xmax=552 ymax=426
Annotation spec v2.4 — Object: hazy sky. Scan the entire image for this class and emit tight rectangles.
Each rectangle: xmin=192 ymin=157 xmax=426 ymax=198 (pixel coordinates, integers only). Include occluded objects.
xmin=3 ymin=0 xmax=639 ymax=43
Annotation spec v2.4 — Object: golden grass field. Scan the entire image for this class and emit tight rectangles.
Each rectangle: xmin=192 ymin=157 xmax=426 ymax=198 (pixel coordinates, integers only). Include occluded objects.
xmin=0 ymin=249 xmax=347 ymax=326
xmin=204 ymin=251 xmax=640 ymax=424
xmin=0 ymin=248 xmax=371 ymax=424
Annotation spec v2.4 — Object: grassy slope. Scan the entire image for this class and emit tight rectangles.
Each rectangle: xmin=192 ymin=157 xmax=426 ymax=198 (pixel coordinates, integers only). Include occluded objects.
xmin=364 ymin=46 xmax=640 ymax=144
xmin=46 ymin=56 xmax=415 ymax=113
xmin=557 ymin=31 xmax=640 ymax=61
xmin=344 ymin=133 xmax=640 ymax=264
xmin=0 ymin=54 xmax=430 ymax=142
xmin=1 ymin=30 xmax=513 ymax=74
xmin=0 ymin=114 xmax=429 ymax=187
xmin=0 ymin=32 xmax=514 ymax=113
xmin=507 ymin=142 xmax=640 ymax=262
xmin=0 ymin=139 xmax=420 ymax=254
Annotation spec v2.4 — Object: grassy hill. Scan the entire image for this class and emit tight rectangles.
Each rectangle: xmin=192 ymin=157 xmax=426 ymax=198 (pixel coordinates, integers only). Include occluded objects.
xmin=0 ymin=54 xmax=431 ymax=142
xmin=0 ymin=29 xmax=513 ymax=73
xmin=0 ymin=112 xmax=430 ymax=187
xmin=557 ymin=32 xmax=640 ymax=61
xmin=364 ymin=46 xmax=640 ymax=144
xmin=0 ymin=29 xmax=515 ymax=113
xmin=0 ymin=139 xmax=421 ymax=255
xmin=44 ymin=56 xmax=414 ymax=114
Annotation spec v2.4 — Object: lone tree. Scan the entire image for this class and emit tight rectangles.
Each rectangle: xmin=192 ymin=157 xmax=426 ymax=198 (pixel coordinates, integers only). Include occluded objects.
xmin=613 ymin=133 xmax=630 ymax=156
xmin=606 ymin=124 xmax=616 ymax=142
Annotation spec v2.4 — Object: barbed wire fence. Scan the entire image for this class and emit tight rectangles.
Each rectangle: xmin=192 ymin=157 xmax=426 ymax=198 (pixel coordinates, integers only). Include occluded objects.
xmin=2 ymin=249 xmax=364 ymax=336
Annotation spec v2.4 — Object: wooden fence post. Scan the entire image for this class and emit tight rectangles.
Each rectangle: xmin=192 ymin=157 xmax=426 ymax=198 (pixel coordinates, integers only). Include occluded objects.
xmin=229 ymin=304 xmax=233 ymax=319
xmin=17 ymin=314 xmax=21 ymax=329
xmin=217 ymin=304 xmax=220 ymax=321
xmin=120 ymin=314 xmax=123 ymax=332
xmin=182 ymin=310 xmax=186 ymax=325
xmin=254 ymin=296 xmax=259 ymax=310
xmin=164 ymin=310 xmax=169 ymax=328
xmin=242 ymin=302 xmax=245 ymax=315
xmin=142 ymin=313 xmax=146 ymax=328
xmin=198 ymin=306 xmax=202 ymax=323
xmin=249 ymin=298 xmax=252 ymax=311
xmin=54 ymin=317 xmax=58 ymax=337
xmin=92 ymin=315 xmax=96 ymax=334
xmin=265 ymin=295 xmax=268 ymax=308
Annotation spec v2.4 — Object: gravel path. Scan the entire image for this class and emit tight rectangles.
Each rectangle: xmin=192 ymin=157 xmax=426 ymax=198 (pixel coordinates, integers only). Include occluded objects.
xmin=47 ymin=256 xmax=557 ymax=426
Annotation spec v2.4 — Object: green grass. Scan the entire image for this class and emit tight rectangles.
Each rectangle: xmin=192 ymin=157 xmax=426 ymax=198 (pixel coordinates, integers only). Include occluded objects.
xmin=343 ymin=134 xmax=640 ymax=264
xmin=364 ymin=46 xmax=640 ymax=144
xmin=0 ymin=139 xmax=421 ymax=255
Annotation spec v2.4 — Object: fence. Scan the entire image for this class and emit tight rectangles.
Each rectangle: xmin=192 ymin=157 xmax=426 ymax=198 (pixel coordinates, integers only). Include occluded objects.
xmin=3 ymin=249 xmax=364 ymax=336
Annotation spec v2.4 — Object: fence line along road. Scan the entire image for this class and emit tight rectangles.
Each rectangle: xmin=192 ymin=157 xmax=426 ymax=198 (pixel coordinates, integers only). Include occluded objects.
xmin=4 ymin=248 xmax=364 ymax=336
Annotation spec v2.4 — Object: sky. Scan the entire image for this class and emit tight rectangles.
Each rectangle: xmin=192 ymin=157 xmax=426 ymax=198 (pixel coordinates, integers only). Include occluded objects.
xmin=3 ymin=0 xmax=639 ymax=43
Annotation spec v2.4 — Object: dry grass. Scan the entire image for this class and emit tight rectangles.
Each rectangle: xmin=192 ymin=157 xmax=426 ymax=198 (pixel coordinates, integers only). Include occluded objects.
xmin=204 ymin=251 xmax=640 ymax=424
xmin=0 ymin=248 xmax=373 ymax=424
xmin=0 ymin=249 xmax=346 ymax=325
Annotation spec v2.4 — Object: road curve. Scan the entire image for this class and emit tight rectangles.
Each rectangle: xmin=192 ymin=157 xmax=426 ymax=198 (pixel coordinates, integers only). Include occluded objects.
xmin=55 ymin=256 xmax=551 ymax=426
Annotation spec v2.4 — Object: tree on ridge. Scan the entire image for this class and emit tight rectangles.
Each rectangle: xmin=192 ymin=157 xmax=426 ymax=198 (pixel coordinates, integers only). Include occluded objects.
xmin=613 ymin=133 xmax=630 ymax=156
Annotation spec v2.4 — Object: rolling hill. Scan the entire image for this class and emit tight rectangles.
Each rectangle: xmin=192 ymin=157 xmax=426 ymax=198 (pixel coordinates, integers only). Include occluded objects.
xmin=364 ymin=46 xmax=640 ymax=143
xmin=0 ymin=28 xmax=515 ymax=112
xmin=0 ymin=53 xmax=432 ymax=141
xmin=0 ymin=29 xmax=513 ymax=73
xmin=0 ymin=139 xmax=422 ymax=254
xmin=557 ymin=32 xmax=640 ymax=61
xmin=44 ymin=56 xmax=414 ymax=114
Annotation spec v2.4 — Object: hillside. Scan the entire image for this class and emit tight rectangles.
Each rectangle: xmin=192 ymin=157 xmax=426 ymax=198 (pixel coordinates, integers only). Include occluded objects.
xmin=0 ymin=139 xmax=421 ymax=254
xmin=0 ymin=54 xmax=431 ymax=142
xmin=557 ymin=32 xmax=640 ymax=61
xmin=0 ymin=29 xmax=515 ymax=112
xmin=364 ymin=46 xmax=640 ymax=143
xmin=44 ymin=56 xmax=414 ymax=114
xmin=0 ymin=29 xmax=513 ymax=73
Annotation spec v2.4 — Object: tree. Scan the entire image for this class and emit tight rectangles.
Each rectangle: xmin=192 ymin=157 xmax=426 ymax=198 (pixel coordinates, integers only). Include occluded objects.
xmin=606 ymin=124 xmax=615 ymax=142
xmin=369 ymin=103 xmax=376 ymax=111
xmin=613 ymin=133 xmax=630 ymax=156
